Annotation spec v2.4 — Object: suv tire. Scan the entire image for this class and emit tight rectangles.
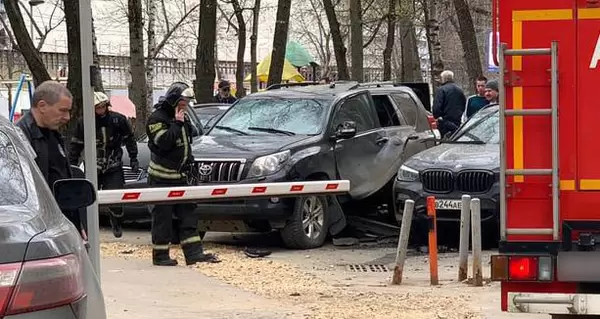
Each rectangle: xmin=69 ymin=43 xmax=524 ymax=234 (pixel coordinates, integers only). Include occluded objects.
xmin=281 ymin=195 xmax=329 ymax=249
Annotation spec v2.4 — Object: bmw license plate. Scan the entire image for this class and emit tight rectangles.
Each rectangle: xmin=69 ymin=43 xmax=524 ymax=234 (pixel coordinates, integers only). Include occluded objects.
xmin=435 ymin=199 xmax=462 ymax=210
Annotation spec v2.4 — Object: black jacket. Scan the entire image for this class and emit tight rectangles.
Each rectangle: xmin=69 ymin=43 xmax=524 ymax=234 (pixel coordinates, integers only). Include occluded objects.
xmin=213 ymin=94 xmax=237 ymax=104
xmin=15 ymin=112 xmax=84 ymax=233
xmin=432 ymin=81 xmax=467 ymax=127
xmin=16 ymin=112 xmax=73 ymax=184
xmin=146 ymin=102 xmax=195 ymax=181
xmin=68 ymin=111 xmax=138 ymax=173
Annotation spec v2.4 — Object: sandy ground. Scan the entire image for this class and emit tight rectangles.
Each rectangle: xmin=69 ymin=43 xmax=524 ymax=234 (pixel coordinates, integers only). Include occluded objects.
xmin=100 ymin=227 xmax=547 ymax=319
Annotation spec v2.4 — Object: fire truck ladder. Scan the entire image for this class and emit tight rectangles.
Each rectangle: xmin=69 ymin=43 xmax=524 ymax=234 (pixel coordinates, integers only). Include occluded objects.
xmin=498 ymin=41 xmax=560 ymax=241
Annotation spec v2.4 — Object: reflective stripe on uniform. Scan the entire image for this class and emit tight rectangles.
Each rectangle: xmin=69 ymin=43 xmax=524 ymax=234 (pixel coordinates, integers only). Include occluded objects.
xmin=181 ymin=126 xmax=189 ymax=166
xmin=147 ymin=160 xmax=183 ymax=179
xmin=71 ymin=137 xmax=84 ymax=144
xmin=181 ymin=236 xmax=202 ymax=245
xmin=153 ymin=129 xmax=167 ymax=145
xmin=153 ymin=244 xmax=170 ymax=250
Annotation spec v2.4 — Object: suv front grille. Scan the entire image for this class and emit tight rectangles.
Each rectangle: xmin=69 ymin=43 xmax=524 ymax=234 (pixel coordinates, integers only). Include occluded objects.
xmin=457 ymin=171 xmax=494 ymax=193
xmin=421 ymin=169 xmax=494 ymax=194
xmin=194 ymin=159 xmax=245 ymax=182
xmin=421 ymin=170 xmax=453 ymax=193
xmin=122 ymin=165 xmax=142 ymax=182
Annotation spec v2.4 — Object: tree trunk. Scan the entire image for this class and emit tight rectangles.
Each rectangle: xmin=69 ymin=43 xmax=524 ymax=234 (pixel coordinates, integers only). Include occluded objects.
xmin=4 ymin=0 xmax=50 ymax=86
xmin=349 ymin=0 xmax=364 ymax=82
xmin=452 ymin=0 xmax=483 ymax=92
xmin=266 ymin=0 xmax=292 ymax=87
xmin=323 ymin=0 xmax=349 ymax=80
xmin=250 ymin=0 xmax=260 ymax=92
xmin=399 ymin=1 xmax=422 ymax=82
xmin=91 ymin=15 xmax=104 ymax=92
xmin=128 ymin=0 xmax=148 ymax=137
xmin=146 ymin=0 xmax=157 ymax=108
xmin=62 ymin=0 xmax=82 ymax=140
xmin=231 ymin=0 xmax=246 ymax=98
xmin=424 ymin=0 xmax=443 ymax=91
xmin=382 ymin=0 xmax=396 ymax=81
xmin=195 ymin=0 xmax=217 ymax=102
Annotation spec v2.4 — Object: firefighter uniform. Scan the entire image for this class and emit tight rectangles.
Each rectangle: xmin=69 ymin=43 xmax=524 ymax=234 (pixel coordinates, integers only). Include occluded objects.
xmin=69 ymin=92 xmax=139 ymax=238
xmin=146 ymin=82 xmax=219 ymax=266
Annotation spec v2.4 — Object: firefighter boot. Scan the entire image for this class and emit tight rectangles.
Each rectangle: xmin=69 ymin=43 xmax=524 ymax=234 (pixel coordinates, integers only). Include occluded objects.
xmin=181 ymin=241 xmax=220 ymax=265
xmin=108 ymin=207 xmax=124 ymax=238
xmin=152 ymin=247 xmax=178 ymax=266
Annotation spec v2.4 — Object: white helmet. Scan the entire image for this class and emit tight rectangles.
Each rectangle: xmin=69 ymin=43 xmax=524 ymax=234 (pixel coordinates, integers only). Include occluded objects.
xmin=94 ymin=91 xmax=109 ymax=106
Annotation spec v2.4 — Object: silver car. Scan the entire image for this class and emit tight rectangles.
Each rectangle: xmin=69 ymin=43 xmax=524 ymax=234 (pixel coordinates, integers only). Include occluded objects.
xmin=0 ymin=116 xmax=106 ymax=318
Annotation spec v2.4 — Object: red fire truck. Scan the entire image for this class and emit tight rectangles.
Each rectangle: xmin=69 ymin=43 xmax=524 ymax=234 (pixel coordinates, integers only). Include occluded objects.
xmin=490 ymin=0 xmax=600 ymax=317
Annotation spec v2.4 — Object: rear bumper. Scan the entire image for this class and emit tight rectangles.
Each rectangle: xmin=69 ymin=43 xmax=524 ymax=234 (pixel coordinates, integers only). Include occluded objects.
xmin=508 ymin=292 xmax=600 ymax=315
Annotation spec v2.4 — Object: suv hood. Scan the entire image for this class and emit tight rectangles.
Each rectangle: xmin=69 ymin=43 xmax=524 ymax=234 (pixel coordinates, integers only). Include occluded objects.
xmin=192 ymin=134 xmax=312 ymax=158
xmin=405 ymin=143 xmax=499 ymax=171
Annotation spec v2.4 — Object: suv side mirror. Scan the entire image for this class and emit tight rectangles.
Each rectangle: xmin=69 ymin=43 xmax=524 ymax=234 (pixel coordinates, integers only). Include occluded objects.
xmin=335 ymin=121 xmax=357 ymax=139
xmin=53 ymin=179 xmax=97 ymax=211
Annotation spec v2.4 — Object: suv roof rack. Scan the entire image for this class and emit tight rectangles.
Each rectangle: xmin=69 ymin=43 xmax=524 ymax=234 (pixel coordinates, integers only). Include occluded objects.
xmin=265 ymin=82 xmax=321 ymax=90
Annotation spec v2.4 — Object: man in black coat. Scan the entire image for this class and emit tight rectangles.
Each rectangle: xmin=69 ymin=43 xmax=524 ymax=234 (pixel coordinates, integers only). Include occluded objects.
xmin=16 ymin=80 xmax=86 ymax=237
xmin=432 ymin=70 xmax=466 ymax=138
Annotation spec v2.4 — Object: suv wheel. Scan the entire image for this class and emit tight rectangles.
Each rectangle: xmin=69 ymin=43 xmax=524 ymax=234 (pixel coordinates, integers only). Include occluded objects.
xmin=281 ymin=195 xmax=329 ymax=249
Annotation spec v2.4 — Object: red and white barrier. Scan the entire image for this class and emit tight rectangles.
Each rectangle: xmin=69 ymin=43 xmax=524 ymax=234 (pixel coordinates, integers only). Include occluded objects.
xmin=97 ymin=180 xmax=350 ymax=205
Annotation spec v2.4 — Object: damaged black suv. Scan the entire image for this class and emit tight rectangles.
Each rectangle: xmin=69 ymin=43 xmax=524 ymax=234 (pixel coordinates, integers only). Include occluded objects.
xmin=188 ymin=82 xmax=436 ymax=249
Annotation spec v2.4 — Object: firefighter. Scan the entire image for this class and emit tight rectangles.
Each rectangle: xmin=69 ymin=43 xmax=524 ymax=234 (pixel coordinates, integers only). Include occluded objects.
xmin=69 ymin=91 xmax=139 ymax=238
xmin=146 ymin=82 xmax=220 ymax=266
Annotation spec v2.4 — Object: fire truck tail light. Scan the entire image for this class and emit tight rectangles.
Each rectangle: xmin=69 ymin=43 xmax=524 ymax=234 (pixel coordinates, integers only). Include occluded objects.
xmin=491 ymin=255 xmax=509 ymax=281
xmin=509 ymin=256 xmax=538 ymax=280
xmin=537 ymin=256 xmax=553 ymax=281
xmin=491 ymin=255 xmax=554 ymax=282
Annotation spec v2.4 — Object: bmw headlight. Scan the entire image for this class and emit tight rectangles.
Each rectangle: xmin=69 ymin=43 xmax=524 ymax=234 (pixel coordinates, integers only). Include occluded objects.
xmin=248 ymin=150 xmax=291 ymax=178
xmin=397 ymin=165 xmax=419 ymax=182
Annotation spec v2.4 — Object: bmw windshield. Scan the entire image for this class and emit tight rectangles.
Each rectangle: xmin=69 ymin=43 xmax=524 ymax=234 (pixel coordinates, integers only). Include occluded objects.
xmin=452 ymin=107 xmax=499 ymax=144
xmin=209 ymin=97 xmax=329 ymax=136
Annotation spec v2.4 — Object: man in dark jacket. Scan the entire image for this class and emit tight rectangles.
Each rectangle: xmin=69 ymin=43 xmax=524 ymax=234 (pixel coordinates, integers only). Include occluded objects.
xmin=146 ymin=81 xmax=219 ymax=266
xmin=16 ymin=80 xmax=86 ymax=237
xmin=69 ymin=91 xmax=139 ymax=238
xmin=213 ymin=80 xmax=237 ymax=104
xmin=432 ymin=70 xmax=467 ymax=138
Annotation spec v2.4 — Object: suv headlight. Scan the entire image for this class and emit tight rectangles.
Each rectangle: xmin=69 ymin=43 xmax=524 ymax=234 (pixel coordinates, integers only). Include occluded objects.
xmin=248 ymin=150 xmax=291 ymax=178
xmin=397 ymin=165 xmax=419 ymax=182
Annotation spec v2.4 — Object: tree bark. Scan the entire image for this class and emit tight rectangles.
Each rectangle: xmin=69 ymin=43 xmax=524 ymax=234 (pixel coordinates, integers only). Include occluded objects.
xmin=250 ymin=0 xmax=260 ymax=92
xmin=322 ymin=0 xmax=349 ymax=80
xmin=231 ymin=0 xmax=246 ymax=98
xmin=349 ymin=0 xmax=364 ymax=82
xmin=399 ymin=0 xmax=422 ymax=82
xmin=266 ymin=0 xmax=292 ymax=87
xmin=452 ymin=0 xmax=483 ymax=92
xmin=146 ymin=0 xmax=157 ymax=108
xmin=91 ymin=15 xmax=104 ymax=92
xmin=195 ymin=0 xmax=217 ymax=103
xmin=4 ymin=0 xmax=50 ymax=86
xmin=424 ymin=0 xmax=443 ymax=91
xmin=62 ymin=0 xmax=81 ymax=139
xmin=128 ymin=0 xmax=148 ymax=137
xmin=382 ymin=0 xmax=396 ymax=81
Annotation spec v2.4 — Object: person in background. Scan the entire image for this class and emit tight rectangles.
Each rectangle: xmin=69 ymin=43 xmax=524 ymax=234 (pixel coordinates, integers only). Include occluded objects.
xmin=462 ymin=76 xmax=488 ymax=122
xmin=146 ymin=81 xmax=220 ymax=266
xmin=213 ymin=80 xmax=237 ymax=104
xmin=16 ymin=80 xmax=86 ymax=238
xmin=483 ymin=79 xmax=499 ymax=105
xmin=432 ymin=70 xmax=466 ymax=138
xmin=68 ymin=91 xmax=139 ymax=239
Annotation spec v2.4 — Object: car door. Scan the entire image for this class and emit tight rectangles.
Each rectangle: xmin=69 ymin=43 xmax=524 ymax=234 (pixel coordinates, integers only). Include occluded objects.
xmin=332 ymin=92 xmax=386 ymax=199
xmin=390 ymin=92 xmax=434 ymax=160
xmin=370 ymin=93 xmax=408 ymax=180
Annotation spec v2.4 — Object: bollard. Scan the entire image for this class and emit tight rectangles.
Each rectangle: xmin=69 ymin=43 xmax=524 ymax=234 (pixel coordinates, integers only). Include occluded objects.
xmin=458 ymin=194 xmax=472 ymax=281
xmin=427 ymin=196 xmax=438 ymax=285
xmin=392 ymin=199 xmax=415 ymax=285
xmin=471 ymin=198 xmax=483 ymax=286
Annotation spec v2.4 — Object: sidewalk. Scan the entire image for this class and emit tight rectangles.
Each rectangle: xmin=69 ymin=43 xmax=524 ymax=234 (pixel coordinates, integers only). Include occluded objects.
xmin=101 ymin=256 xmax=307 ymax=319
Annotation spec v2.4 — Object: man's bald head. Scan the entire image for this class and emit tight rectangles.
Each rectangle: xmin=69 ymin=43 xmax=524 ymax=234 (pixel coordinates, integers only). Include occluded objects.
xmin=31 ymin=80 xmax=73 ymax=130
